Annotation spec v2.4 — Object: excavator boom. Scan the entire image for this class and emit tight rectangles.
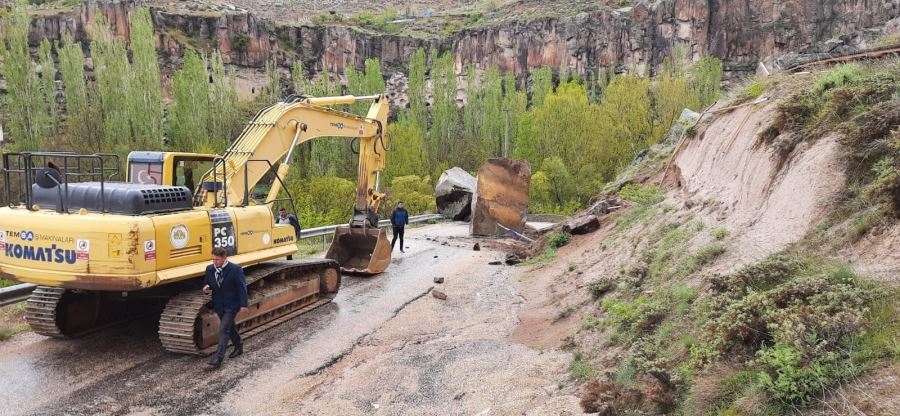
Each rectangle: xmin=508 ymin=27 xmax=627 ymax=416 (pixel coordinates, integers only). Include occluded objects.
xmin=199 ymin=94 xmax=393 ymax=274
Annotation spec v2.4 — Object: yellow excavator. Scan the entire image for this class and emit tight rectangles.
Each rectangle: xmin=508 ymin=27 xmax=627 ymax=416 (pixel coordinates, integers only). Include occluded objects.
xmin=0 ymin=94 xmax=391 ymax=354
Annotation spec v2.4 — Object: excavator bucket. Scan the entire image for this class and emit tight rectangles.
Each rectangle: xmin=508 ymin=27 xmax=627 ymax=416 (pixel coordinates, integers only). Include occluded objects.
xmin=325 ymin=226 xmax=392 ymax=274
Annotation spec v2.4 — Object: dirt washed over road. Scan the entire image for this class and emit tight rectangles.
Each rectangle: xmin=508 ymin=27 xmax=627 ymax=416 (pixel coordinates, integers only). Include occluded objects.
xmin=0 ymin=223 xmax=580 ymax=415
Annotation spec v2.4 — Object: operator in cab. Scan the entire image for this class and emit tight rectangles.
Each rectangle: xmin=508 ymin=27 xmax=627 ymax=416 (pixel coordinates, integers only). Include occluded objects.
xmin=276 ymin=207 xmax=302 ymax=240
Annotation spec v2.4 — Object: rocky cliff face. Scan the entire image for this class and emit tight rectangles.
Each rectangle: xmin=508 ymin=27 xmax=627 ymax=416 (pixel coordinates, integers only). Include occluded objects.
xmin=22 ymin=0 xmax=900 ymax=79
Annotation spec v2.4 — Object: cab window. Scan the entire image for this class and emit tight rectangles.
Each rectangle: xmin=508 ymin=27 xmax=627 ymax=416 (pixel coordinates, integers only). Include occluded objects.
xmin=173 ymin=158 xmax=213 ymax=194
xmin=130 ymin=162 xmax=163 ymax=185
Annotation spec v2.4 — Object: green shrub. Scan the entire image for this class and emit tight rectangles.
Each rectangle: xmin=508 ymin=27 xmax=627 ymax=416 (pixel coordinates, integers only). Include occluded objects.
xmin=590 ymin=278 xmax=615 ymax=299
xmin=353 ymin=10 xmax=400 ymax=33
xmin=314 ymin=13 xmax=344 ymax=24
xmin=4 ymin=302 xmax=26 ymax=319
xmin=711 ymin=226 xmax=728 ymax=240
xmin=286 ymin=175 xmax=355 ymax=228
xmin=548 ymin=231 xmax=572 ymax=249
xmin=601 ymin=295 xmax=667 ymax=339
xmin=849 ymin=207 xmax=885 ymax=241
xmin=385 ymin=175 xmax=435 ymax=216
xmin=619 ymin=184 xmax=665 ymax=205
xmin=814 ymin=63 xmax=860 ymax=94
xmin=614 ymin=205 xmax=658 ymax=231
xmin=0 ymin=324 xmax=29 ymax=341
xmin=0 ymin=279 xmax=16 ymax=288
xmin=522 ymin=246 xmax=558 ymax=267
xmin=695 ymin=260 xmax=877 ymax=405
xmin=692 ymin=244 xmax=725 ymax=268
xmin=754 ymin=343 xmax=853 ymax=404
xmin=855 ymin=289 xmax=900 ymax=361
xmin=569 ymin=351 xmax=595 ymax=381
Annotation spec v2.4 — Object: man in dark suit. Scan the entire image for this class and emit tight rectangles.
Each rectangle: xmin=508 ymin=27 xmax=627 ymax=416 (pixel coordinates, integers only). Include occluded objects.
xmin=202 ymin=247 xmax=250 ymax=367
xmin=390 ymin=201 xmax=409 ymax=253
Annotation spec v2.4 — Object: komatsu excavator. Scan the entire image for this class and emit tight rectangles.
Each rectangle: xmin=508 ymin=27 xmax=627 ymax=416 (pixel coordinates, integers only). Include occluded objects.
xmin=0 ymin=94 xmax=391 ymax=354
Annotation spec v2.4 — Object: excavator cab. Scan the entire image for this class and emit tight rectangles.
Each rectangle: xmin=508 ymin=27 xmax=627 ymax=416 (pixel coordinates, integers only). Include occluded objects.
xmin=126 ymin=152 xmax=217 ymax=192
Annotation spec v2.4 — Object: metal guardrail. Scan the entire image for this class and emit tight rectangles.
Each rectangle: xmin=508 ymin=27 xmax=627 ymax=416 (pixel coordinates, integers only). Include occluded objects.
xmin=0 ymin=214 xmax=445 ymax=306
xmin=299 ymin=213 xmax=443 ymax=239
xmin=0 ymin=283 xmax=36 ymax=307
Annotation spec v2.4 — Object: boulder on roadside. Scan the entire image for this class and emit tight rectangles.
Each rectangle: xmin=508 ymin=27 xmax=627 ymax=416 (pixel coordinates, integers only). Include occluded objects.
xmin=504 ymin=254 xmax=522 ymax=265
xmin=563 ymin=214 xmax=601 ymax=235
xmin=470 ymin=158 xmax=531 ymax=237
xmin=589 ymin=199 xmax=611 ymax=216
xmin=435 ymin=167 xmax=477 ymax=221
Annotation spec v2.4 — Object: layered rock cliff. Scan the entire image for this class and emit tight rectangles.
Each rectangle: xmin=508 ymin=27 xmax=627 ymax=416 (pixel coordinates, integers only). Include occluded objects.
xmin=21 ymin=0 xmax=900 ymax=78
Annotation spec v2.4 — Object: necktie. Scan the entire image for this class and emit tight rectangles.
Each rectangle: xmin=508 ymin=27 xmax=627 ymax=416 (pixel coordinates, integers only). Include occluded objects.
xmin=216 ymin=267 xmax=223 ymax=287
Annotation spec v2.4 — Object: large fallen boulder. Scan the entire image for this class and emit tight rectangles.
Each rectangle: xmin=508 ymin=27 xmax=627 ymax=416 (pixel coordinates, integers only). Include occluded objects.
xmin=435 ymin=167 xmax=477 ymax=221
xmin=563 ymin=214 xmax=601 ymax=235
xmin=470 ymin=158 xmax=531 ymax=236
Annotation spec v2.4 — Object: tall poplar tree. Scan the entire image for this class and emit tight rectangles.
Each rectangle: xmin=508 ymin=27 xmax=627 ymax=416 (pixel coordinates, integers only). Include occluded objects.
xmin=171 ymin=51 xmax=210 ymax=151
xmin=38 ymin=39 xmax=58 ymax=135
xmin=2 ymin=0 xmax=50 ymax=150
xmin=129 ymin=7 xmax=164 ymax=146
xmin=90 ymin=13 xmax=134 ymax=152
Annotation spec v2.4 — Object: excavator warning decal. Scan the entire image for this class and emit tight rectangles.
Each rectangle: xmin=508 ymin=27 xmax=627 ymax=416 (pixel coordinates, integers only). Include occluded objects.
xmin=210 ymin=210 xmax=237 ymax=256
xmin=76 ymin=239 xmax=90 ymax=260
xmin=144 ymin=240 xmax=157 ymax=261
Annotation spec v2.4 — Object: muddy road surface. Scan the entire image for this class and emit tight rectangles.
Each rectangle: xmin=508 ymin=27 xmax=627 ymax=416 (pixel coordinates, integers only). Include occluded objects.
xmin=0 ymin=223 xmax=580 ymax=415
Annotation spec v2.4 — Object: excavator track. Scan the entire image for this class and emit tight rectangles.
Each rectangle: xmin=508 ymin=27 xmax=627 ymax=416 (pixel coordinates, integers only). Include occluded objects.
xmin=24 ymin=287 xmax=66 ymax=338
xmin=159 ymin=259 xmax=341 ymax=355
xmin=24 ymin=286 xmax=158 ymax=338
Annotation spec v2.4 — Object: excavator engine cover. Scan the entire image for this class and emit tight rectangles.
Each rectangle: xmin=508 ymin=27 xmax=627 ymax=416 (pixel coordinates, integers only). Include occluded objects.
xmin=326 ymin=226 xmax=392 ymax=274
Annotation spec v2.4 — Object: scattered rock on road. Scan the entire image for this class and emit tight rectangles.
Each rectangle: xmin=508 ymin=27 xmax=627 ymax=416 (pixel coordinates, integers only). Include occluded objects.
xmin=473 ymin=242 xmax=481 ymax=251
xmin=488 ymin=260 xmax=503 ymax=265
xmin=432 ymin=289 xmax=448 ymax=300
xmin=563 ymin=214 xmax=601 ymax=235
xmin=434 ymin=277 xmax=445 ymax=284
xmin=504 ymin=254 xmax=522 ymax=265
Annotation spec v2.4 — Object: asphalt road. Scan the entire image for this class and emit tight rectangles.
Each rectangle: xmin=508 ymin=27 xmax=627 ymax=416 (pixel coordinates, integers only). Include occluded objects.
xmin=0 ymin=223 xmax=476 ymax=416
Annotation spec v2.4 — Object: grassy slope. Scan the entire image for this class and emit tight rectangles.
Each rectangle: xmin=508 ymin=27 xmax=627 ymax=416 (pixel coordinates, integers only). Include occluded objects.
xmin=549 ymin=59 xmax=900 ymax=415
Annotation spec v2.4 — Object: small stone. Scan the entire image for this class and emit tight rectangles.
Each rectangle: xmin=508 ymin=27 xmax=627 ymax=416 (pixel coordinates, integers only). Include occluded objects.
xmin=434 ymin=255 xmax=438 ymax=258
xmin=434 ymin=277 xmax=445 ymax=284
xmin=504 ymin=254 xmax=521 ymax=265
xmin=488 ymin=260 xmax=502 ymax=265
xmin=473 ymin=242 xmax=481 ymax=251
xmin=432 ymin=289 xmax=448 ymax=300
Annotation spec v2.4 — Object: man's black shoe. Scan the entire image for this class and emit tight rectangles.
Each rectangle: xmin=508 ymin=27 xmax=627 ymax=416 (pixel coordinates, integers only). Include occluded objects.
xmin=208 ymin=355 xmax=223 ymax=367
xmin=228 ymin=345 xmax=243 ymax=359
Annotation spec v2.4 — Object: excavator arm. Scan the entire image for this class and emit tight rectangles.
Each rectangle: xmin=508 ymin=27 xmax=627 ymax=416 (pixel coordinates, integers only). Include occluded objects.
xmin=201 ymin=94 xmax=390 ymax=224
